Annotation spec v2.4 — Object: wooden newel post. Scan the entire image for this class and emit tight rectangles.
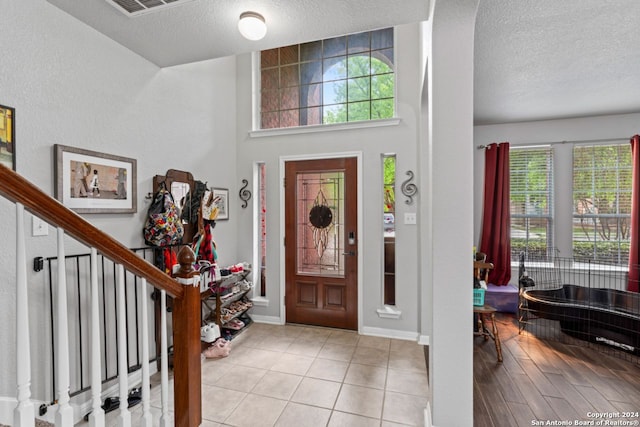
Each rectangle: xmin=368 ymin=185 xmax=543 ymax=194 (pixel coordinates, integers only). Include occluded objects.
xmin=172 ymin=246 xmax=202 ymax=427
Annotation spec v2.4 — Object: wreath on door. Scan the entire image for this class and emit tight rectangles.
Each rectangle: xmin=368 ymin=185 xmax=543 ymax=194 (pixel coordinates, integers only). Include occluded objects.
xmin=308 ymin=190 xmax=333 ymax=258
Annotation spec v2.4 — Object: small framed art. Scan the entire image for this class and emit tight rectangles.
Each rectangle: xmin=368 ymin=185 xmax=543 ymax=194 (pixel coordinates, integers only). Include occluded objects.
xmin=0 ymin=105 xmax=15 ymax=170
xmin=212 ymin=188 xmax=229 ymax=220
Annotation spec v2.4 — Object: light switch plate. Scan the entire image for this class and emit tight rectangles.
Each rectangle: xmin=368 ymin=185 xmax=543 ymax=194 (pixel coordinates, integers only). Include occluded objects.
xmin=404 ymin=212 xmax=417 ymax=225
xmin=32 ymin=217 xmax=49 ymax=236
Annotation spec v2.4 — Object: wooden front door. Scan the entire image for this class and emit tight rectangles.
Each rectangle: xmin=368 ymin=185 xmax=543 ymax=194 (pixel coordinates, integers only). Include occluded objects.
xmin=285 ymin=157 xmax=358 ymax=330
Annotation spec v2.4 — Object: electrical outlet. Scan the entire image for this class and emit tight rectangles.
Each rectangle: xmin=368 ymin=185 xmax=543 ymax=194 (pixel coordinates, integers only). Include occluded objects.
xmin=404 ymin=212 xmax=417 ymax=225
xmin=32 ymin=217 xmax=49 ymax=236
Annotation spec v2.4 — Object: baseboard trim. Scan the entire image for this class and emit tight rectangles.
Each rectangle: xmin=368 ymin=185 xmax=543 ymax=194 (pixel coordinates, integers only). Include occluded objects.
xmin=360 ymin=326 xmax=419 ymax=341
xmin=250 ymin=297 xmax=269 ymax=307
xmin=250 ymin=314 xmax=283 ymax=325
xmin=425 ymin=401 xmax=433 ymax=427
xmin=418 ymin=334 xmax=430 ymax=345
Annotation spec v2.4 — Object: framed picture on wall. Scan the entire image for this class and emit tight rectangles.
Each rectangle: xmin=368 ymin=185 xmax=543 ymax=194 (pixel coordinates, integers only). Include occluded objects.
xmin=0 ymin=105 xmax=15 ymax=171
xmin=212 ymin=188 xmax=229 ymax=220
xmin=54 ymin=144 xmax=137 ymax=214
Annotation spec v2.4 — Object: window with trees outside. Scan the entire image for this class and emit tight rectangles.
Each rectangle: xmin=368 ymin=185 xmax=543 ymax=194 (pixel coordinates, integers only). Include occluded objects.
xmin=260 ymin=28 xmax=394 ymax=129
xmin=383 ymin=155 xmax=396 ymax=305
xmin=510 ymin=147 xmax=554 ymax=260
xmin=572 ymin=144 xmax=631 ymax=265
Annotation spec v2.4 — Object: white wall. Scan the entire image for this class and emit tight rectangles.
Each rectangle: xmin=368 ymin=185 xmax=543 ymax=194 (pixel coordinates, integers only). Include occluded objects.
xmin=0 ymin=0 xmax=238 ymax=402
xmin=234 ymin=24 xmax=423 ymax=335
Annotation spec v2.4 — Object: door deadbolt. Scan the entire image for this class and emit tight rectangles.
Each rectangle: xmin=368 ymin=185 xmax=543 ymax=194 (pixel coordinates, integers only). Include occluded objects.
xmin=348 ymin=231 xmax=355 ymax=245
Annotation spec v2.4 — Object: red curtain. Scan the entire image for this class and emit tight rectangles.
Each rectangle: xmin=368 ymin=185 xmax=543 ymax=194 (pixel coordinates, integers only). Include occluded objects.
xmin=628 ymin=135 xmax=640 ymax=292
xmin=479 ymin=142 xmax=511 ymax=285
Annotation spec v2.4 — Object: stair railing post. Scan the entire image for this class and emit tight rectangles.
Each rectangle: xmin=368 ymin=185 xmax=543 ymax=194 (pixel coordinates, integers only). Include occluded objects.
xmin=172 ymin=246 xmax=202 ymax=427
xmin=14 ymin=203 xmax=34 ymax=427
xmin=159 ymin=288 xmax=170 ymax=427
xmin=55 ymin=228 xmax=73 ymax=426
xmin=139 ymin=277 xmax=152 ymax=427
xmin=115 ymin=264 xmax=131 ymax=427
xmin=88 ymin=248 xmax=105 ymax=427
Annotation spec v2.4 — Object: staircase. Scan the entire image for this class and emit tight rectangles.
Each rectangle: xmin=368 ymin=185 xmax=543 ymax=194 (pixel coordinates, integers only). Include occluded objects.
xmin=0 ymin=164 xmax=202 ymax=427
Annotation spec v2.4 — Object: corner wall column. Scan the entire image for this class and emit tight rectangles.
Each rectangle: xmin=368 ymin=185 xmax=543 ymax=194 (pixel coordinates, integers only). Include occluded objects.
xmin=426 ymin=0 xmax=480 ymax=425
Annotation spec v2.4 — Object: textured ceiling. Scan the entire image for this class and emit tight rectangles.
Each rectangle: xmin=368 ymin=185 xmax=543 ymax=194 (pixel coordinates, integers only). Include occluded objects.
xmin=475 ymin=0 xmax=640 ymax=124
xmin=46 ymin=0 xmax=429 ymax=68
xmin=46 ymin=0 xmax=640 ymax=125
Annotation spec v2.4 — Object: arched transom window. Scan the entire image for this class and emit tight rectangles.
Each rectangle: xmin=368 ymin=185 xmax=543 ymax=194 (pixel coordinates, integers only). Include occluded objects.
xmin=260 ymin=28 xmax=395 ymax=129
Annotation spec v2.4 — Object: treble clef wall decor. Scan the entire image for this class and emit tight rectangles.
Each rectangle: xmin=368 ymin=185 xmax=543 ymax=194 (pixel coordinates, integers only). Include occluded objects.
xmin=239 ymin=179 xmax=252 ymax=208
xmin=401 ymin=170 xmax=418 ymax=205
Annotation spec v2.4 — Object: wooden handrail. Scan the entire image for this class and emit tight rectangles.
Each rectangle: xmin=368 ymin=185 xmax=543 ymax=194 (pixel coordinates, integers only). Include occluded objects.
xmin=0 ymin=164 xmax=184 ymax=298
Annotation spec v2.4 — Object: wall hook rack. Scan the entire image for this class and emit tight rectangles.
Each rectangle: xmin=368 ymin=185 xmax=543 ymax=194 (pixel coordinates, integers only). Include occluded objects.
xmin=239 ymin=179 xmax=252 ymax=208
xmin=401 ymin=171 xmax=418 ymax=205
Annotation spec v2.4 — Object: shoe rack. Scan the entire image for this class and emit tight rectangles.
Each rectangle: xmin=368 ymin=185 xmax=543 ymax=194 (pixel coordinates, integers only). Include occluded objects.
xmin=200 ymin=265 xmax=253 ymax=341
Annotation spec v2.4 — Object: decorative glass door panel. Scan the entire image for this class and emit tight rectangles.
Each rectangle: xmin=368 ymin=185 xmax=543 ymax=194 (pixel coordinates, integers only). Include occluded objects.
xmin=285 ymin=158 xmax=358 ymax=330
xmin=296 ymin=171 xmax=345 ymax=276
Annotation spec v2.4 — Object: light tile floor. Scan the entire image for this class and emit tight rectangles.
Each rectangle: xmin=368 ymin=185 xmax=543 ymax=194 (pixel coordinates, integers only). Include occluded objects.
xmin=200 ymin=323 xmax=429 ymax=426
xmin=77 ymin=322 xmax=429 ymax=426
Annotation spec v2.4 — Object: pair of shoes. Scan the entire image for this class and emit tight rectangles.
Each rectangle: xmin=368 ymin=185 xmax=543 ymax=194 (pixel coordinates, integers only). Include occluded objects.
xmin=203 ymin=338 xmax=231 ymax=358
xmin=128 ymin=387 xmax=142 ymax=407
xmin=84 ymin=387 xmax=142 ymax=420
xmin=221 ymin=307 xmax=233 ymax=321
xmin=225 ymin=318 xmax=245 ymax=330
xmin=102 ymin=396 xmax=120 ymax=413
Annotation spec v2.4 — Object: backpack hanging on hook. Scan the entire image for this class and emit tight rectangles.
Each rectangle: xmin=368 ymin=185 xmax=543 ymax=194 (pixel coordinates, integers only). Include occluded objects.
xmin=143 ymin=182 xmax=184 ymax=246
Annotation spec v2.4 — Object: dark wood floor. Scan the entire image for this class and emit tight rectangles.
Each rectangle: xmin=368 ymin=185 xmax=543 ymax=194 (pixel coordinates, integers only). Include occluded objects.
xmin=474 ymin=313 xmax=640 ymax=427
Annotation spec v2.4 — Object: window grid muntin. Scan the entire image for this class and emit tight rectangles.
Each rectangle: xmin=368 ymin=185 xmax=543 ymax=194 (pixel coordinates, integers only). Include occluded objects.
xmin=260 ymin=29 xmax=394 ymax=129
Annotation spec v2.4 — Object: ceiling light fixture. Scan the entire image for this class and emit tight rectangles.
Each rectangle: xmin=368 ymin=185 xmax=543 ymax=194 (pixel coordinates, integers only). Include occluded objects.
xmin=238 ymin=11 xmax=267 ymax=41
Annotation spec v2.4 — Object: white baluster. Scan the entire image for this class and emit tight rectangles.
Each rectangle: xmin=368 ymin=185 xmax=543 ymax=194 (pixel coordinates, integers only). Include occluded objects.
xmin=139 ymin=278 xmax=152 ymax=427
xmin=116 ymin=265 xmax=131 ymax=427
xmin=55 ymin=228 xmax=73 ymax=426
xmin=88 ymin=248 xmax=105 ymax=427
xmin=14 ymin=204 xmax=34 ymax=427
xmin=159 ymin=290 xmax=170 ymax=427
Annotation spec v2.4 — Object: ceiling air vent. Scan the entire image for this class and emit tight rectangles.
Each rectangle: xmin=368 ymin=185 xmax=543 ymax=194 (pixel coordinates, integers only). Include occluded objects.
xmin=106 ymin=0 xmax=194 ymax=17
